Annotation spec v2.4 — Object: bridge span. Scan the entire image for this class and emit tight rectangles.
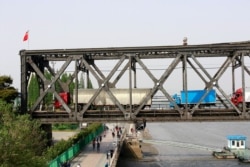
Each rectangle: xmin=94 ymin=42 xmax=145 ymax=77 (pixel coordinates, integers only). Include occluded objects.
xmin=19 ymin=41 xmax=250 ymax=123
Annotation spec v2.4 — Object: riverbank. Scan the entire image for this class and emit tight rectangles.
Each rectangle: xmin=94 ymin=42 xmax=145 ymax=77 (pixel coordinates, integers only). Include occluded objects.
xmin=140 ymin=128 xmax=159 ymax=161
xmin=117 ymin=122 xmax=250 ymax=167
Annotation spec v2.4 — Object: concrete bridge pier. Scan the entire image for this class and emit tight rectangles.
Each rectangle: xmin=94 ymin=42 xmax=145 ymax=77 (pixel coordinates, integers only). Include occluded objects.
xmin=41 ymin=124 xmax=53 ymax=146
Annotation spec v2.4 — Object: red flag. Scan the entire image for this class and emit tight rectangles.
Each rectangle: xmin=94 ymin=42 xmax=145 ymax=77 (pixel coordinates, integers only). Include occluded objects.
xmin=23 ymin=31 xmax=29 ymax=41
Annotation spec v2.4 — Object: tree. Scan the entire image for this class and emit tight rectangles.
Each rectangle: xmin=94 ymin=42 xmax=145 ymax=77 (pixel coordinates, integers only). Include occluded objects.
xmin=0 ymin=100 xmax=47 ymax=167
xmin=87 ymin=79 xmax=93 ymax=89
xmin=28 ymin=73 xmax=40 ymax=108
xmin=79 ymin=72 xmax=85 ymax=89
xmin=0 ymin=75 xmax=18 ymax=103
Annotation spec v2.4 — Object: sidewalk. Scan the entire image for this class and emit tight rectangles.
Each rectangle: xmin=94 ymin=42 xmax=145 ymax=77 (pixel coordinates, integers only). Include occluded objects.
xmin=70 ymin=124 xmax=119 ymax=167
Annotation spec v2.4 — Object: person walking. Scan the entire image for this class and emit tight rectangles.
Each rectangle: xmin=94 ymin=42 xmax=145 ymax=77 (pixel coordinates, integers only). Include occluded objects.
xmin=92 ymin=139 xmax=96 ymax=150
xmin=97 ymin=141 xmax=100 ymax=152
xmin=99 ymin=135 xmax=102 ymax=142
xmin=66 ymin=161 xmax=71 ymax=167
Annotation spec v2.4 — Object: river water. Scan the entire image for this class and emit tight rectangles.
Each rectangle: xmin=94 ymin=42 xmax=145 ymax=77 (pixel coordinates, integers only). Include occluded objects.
xmin=117 ymin=122 xmax=250 ymax=167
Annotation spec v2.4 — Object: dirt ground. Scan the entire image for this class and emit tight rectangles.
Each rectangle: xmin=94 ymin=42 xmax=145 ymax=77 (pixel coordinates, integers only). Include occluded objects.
xmin=52 ymin=131 xmax=78 ymax=143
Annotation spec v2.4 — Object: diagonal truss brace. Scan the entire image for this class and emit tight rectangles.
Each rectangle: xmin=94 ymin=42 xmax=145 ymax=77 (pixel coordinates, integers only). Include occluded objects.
xmin=189 ymin=52 xmax=242 ymax=114
xmin=28 ymin=56 xmax=72 ymax=113
xmin=134 ymin=54 xmax=183 ymax=116
xmin=79 ymin=55 xmax=128 ymax=116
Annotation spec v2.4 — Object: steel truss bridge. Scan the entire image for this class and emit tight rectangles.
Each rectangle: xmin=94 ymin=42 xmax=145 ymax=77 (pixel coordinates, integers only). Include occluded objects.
xmin=20 ymin=41 xmax=250 ymax=123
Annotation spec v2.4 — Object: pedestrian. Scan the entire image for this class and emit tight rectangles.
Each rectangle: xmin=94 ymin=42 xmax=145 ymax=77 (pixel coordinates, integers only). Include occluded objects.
xmin=105 ymin=162 xmax=109 ymax=167
xmin=117 ymin=131 xmax=120 ymax=138
xmin=60 ymin=162 xmax=64 ymax=167
xmin=106 ymin=152 xmax=109 ymax=160
xmin=66 ymin=161 xmax=71 ymax=167
xmin=92 ymin=139 xmax=96 ymax=150
xmin=106 ymin=151 xmax=109 ymax=160
xmin=99 ymin=135 xmax=102 ymax=142
xmin=115 ymin=125 xmax=118 ymax=131
xmin=97 ymin=141 xmax=100 ymax=152
xmin=60 ymin=161 xmax=67 ymax=167
xmin=112 ymin=131 xmax=115 ymax=138
xmin=119 ymin=127 xmax=122 ymax=134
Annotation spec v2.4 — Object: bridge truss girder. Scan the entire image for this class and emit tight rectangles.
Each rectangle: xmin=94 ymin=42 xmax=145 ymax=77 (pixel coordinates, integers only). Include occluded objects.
xmin=19 ymin=41 xmax=250 ymax=123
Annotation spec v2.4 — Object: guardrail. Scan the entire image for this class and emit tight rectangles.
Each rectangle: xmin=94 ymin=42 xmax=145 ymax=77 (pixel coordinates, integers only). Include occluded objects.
xmin=109 ymin=127 xmax=127 ymax=167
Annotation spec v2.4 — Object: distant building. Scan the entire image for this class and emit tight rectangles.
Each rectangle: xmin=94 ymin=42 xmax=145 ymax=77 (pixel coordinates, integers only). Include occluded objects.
xmin=227 ymin=135 xmax=247 ymax=149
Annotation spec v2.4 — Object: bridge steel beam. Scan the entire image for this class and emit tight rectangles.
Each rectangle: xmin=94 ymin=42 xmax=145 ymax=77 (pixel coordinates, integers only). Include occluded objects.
xmin=19 ymin=41 xmax=250 ymax=123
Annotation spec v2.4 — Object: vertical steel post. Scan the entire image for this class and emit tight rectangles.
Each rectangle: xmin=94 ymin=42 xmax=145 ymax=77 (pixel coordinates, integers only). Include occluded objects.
xmin=241 ymin=53 xmax=246 ymax=114
xmin=232 ymin=59 xmax=236 ymax=93
xmin=129 ymin=55 xmax=132 ymax=117
xmin=20 ymin=51 xmax=28 ymax=113
xmin=75 ymin=59 xmax=79 ymax=117
xmin=133 ymin=59 xmax=137 ymax=88
xmin=182 ymin=54 xmax=188 ymax=116
xmin=87 ymin=69 xmax=90 ymax=88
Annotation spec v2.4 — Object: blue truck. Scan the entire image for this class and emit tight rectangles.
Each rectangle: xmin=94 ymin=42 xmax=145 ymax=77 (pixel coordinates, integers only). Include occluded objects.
xmin=170 ymin=89 xmax=216 ymax=108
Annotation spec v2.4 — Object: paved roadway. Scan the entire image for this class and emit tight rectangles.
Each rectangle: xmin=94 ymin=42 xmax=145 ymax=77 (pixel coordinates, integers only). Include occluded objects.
xmin=70 ymin=125 xmax=119 ymax=167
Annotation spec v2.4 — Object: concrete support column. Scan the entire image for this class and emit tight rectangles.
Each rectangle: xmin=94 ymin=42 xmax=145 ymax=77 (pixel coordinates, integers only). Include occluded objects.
xmin=41 ymin=124 xmax=53 ymax=146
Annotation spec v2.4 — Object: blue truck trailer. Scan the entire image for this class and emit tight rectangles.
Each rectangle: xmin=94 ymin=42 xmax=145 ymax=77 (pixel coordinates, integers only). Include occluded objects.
xmin=170 ymin=89 xmax=216 ymax=108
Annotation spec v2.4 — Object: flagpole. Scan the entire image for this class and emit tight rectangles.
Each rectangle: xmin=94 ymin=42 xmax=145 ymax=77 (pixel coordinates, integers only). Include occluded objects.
xmin=27 ymin=31 xmax=30 ymax=49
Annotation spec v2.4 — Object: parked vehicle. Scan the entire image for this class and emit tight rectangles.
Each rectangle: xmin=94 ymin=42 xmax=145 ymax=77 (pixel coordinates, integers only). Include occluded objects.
xmin=231 ymin=88 xmax=250 ymax=108
xmin=170 ymin=89 xmax=216 ymax=108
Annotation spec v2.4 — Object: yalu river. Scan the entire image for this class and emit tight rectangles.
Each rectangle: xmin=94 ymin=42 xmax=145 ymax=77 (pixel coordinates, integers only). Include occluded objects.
xmin=117 ymin=122 xmax=250 ymax=167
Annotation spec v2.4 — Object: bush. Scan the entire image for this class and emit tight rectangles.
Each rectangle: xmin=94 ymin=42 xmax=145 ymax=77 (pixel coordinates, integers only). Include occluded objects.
xmin=52 ymin=123 xmax=78 ymax=130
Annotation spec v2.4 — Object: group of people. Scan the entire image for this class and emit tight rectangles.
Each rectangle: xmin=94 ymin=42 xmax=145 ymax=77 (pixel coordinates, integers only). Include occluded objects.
xmin=92 ymin=135 xmax=103 ymax=151
xmin=61 ymin=162 xmax=81 ymax=167
xmin=60 ymin=161 xmax=71 ymax=167
xmin=112 ymin=125 xmax=122 ymax=139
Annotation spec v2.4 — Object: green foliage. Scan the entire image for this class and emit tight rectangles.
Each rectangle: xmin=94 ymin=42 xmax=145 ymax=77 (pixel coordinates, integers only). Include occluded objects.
xmin=0 ymin=100 xmax=48 ymax=167
xmin=0 ymin=100 xmax=13 ymax=116
xmin=79 ymin=72 xmax=85 ymax=89
xmin=28 ymin=74 xmax=40 ymax=108
xmin=0 ymin=75 xmax=18 ymax=103
xmin=78 ymin=72 xmax=94 ymax=89
xmin=52 ymin=123 xmax=78 ymax=130
xmin=87 ymin=78 xmax=93 ymax=88
xmin=0 ymin=75 xmax=13 ymax=86
xmin=44 ymin=70 xmax=53 ymax=106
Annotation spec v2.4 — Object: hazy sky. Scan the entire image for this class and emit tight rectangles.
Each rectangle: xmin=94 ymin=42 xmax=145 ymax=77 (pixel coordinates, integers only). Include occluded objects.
xmin=1 ymin=0 xmax=250 ymax=92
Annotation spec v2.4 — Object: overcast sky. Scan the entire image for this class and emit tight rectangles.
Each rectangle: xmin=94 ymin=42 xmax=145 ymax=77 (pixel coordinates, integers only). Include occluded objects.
xmin=0 ymin=0 xmax=250 ymax=92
